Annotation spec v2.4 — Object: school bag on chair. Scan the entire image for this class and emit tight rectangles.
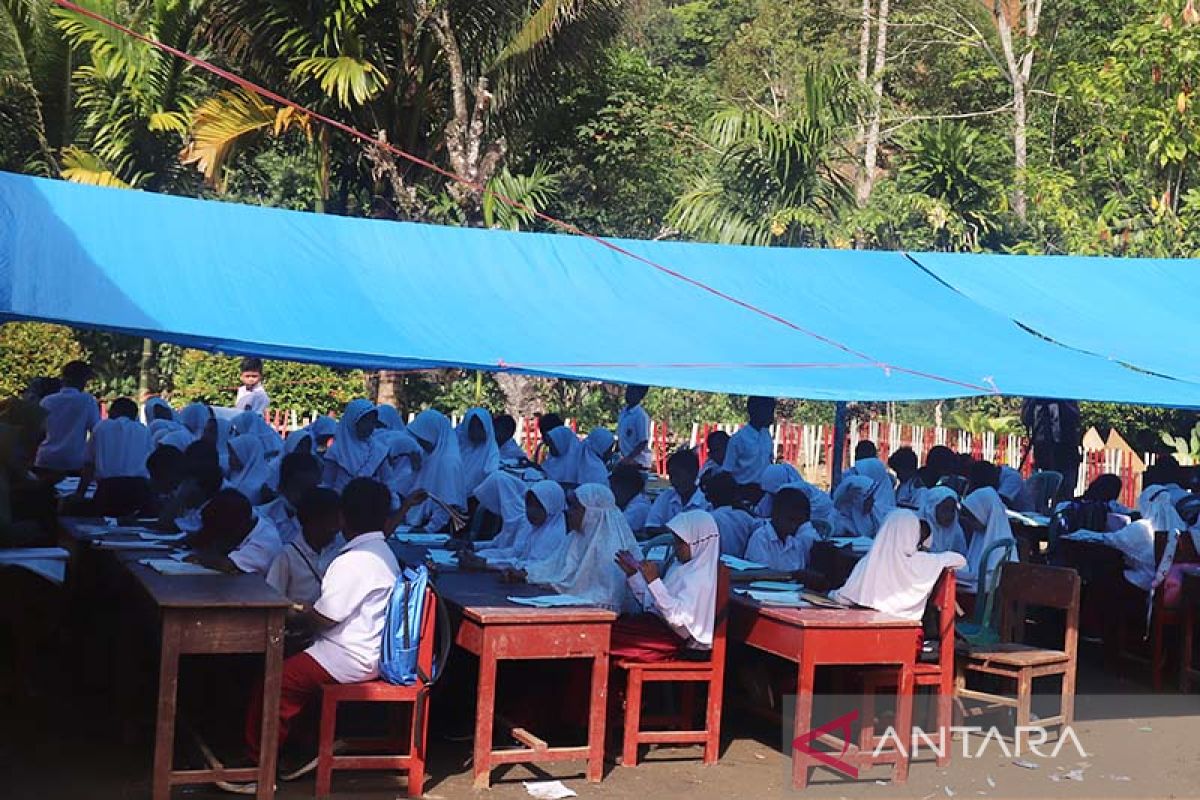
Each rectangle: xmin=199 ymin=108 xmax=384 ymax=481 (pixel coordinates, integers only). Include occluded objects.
xmin=379 ymin=564 xmax=452 ymax=686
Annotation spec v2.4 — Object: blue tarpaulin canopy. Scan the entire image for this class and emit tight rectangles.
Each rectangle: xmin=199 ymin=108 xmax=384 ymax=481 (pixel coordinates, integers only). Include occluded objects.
xmin=1 ymin=172 xmax=1197 ymax=406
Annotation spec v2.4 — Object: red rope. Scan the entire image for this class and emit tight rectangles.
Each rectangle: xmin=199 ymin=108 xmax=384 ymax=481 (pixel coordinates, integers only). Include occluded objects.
xmin=51 ymin=0 xmax=997 ymax=396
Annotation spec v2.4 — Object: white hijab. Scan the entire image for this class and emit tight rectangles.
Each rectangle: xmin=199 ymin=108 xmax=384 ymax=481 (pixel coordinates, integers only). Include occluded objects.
xmin=832 ymin=474 xmax=883 ymax=537
xmin=376 ymin=403 xmax=405 ymax=431
xmin=660 ymin=510 xmax=721 ymax=646
xmin=283 ymin=428 xmax=314 ymax=457
xmin=178 ymin=403 xmax=211 ymax=438
xmin=308 ymin=415 xmax=337 ymax=450
xmin=483 ymin=478 xmax=567 ymax=561
xmin=542 ymin=426 xmax=583 ymax=483
xmin=160 ymin=429 xmax=194 ymax=451
xmin=143 ymin=397 xmax=175 ymax=426
xmin=921 ymin=486 xmax=968 ymax=556
xmin=525 ymin=483 xmax=641 ymax=612
xmin=227 ymin=435 xmax=272 ymax=504
xmin=408 ymin=408 xmax=466 ymax=507
xmin=380 ymin=430 xmax=422 ymax=498
xmin=1138 ymin=485 xmax=1187 ymax=532
xmin=149 ymin=418 xmax=186 ymax=444
xmin=833 ymin=509 xmax=965 ymax=621
xmin=997 ymin=466 xmax=1034 ymax=512
xmin=232 ymin=410 xmax=284 ymax=459
xmin=474 ymin=471 xmax=530 ymax=548
xmin=576 ymin=428 xmax=614 ymax=486
xmin=850 ymin=457 xmax=896 ymax=513
xmin=754 ymin=463 xmax=801 ymax=517
xmin=457 ymin=407 xmax=500 ymax=495
xmin=326 ymin=399 xmax=388 ymax=480
xmin=962 ymin=487 xmax=1016 ymax=592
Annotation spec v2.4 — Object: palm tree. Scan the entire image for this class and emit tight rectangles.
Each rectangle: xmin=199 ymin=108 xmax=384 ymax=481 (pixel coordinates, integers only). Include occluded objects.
xmin=898 ymin=120 xmax=998 ymax=250
xmin=0 ymin=0 xmax=71 ymax=174
xmin=668 ymin=68 xmax=859 ymax=247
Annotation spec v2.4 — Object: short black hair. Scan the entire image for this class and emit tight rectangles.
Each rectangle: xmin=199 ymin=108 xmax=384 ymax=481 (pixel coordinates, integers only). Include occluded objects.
xmin=538 ymin=413 xmax=564 ymax=437
xmin=279 ymin=452 xmax=322 ymax=488
xmin=298 ymin=487 xmax=341 ymax=525
xmin=184 ymin=440 xmax=219 ymax=471
xmin=925 ymin=445 xmax=956 ymax=476
xmin=146 ymin=444 xmax=185 ymax=479
xmin=775 ymin=486 xmax=811 ymax=518
xmin=704 ymin=470 xmax=738 ymax=507
xmin=609 ymin=463 xmax=645 ymax=492
xmin=1084 ymin=473 xmax=1122 ymax=503
xmin=239 ymin=357 xmax=263 ymax=373
xmin=854 ymin=440 xmax=878 ymax=460
xmin=747 ymin=395 xmax=776 ymax=413
xmin=888 ymin=446 xmax=918 ymax=473
xmin=108 ymin=397 xmax=138 ymax=420
xmin=494 ymin=413 xmax=517 ymax=441
xmin=667 ymin=447 xmax=700 ymax=475
xmin=192 ymin=462 xmax=227 ymax=496
xmin=61 ymin=360 xmax=92 ymax=385
xmin=341 ymin=478 xmax=392 ymax=533
xmin=969 ymin=460 xmax=1000 ymax=490
xmin=706 ymin=429 xmax=730 ymax=448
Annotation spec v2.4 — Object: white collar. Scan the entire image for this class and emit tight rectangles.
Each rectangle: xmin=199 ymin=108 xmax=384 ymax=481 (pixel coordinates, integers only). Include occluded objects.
xmin=341 ymin=531 xmax=385 ymax=552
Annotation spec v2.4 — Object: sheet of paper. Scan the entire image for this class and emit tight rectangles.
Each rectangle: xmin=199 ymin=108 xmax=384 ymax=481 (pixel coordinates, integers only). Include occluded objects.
xmin=70 ymin=522 xmax=114 ymax=538
xmin=138 ymin=558 xmax=222 ymax=576
xmin=749 ymin=580 xmax=804 ymax=591
xmin=741 ymin=589 xmax=810 ymax=606
xmin=393 ymin=532 xmax=451 ymax=545
xmin=523 ymin=780 xmax=577 ymax=800
xmin=94 ymin=540 xmax=170 ymax=551
xmin=1006 ymin=510 xmax=1051 ymax=527
xmin=0 ymin=547 xmax=70 ymax=585
xmin=507 ymin=594 xmax=594 ymax=608
xmin=136 ymin=530 xmax=188 ymax=542
xmin=425 ymin=549 xmax=458 ymax=566
xmin=720 ymin=554 xmax=767 ymax=571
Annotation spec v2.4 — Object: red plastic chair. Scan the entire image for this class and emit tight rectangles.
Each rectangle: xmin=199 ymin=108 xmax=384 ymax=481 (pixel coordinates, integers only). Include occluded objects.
xmin=315 ymin=588 xmax=437 ymax=798
xmin=860 ymin=569 xmax=957 ymax=766
xmin=615 ymin=565 xmax=729 ymax=766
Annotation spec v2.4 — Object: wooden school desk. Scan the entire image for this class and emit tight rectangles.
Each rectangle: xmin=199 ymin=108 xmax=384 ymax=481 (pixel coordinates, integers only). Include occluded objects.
xmin=730 ymin=597 xmax=920 ymax=790
xmin=432 ymin=568 xmax=616 ymax=789
xmin=61 ymin=520 xmax=289 ymax=800
xmin=1180 ymin=566 xmax=1200 ymax=692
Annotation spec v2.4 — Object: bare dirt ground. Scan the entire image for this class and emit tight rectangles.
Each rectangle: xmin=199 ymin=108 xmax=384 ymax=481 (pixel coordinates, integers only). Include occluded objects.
xmin=3 ymin=644 xmax=1199 ymax=800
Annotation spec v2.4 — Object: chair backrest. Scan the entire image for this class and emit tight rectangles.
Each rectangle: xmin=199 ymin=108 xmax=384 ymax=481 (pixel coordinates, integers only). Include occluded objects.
xmin=417 ymin=586 xmax=438 ymax=680
xmin=1027 ymin=471 xmax=1064 ymax=515
xmin=929 ymin=568 xmax=957 ymax=676
xmin=972 ymin=538 xmax=1018 ymax=630
xmin=709 ymin=565 xmax=731 ymax=673
xmin=996 ymin=561 xmax=1081 ymax=660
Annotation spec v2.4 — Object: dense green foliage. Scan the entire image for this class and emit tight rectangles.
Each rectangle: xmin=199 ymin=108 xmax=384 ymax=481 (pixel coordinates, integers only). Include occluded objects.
xmin=2 ymin=0 xmax=1199 ymax=445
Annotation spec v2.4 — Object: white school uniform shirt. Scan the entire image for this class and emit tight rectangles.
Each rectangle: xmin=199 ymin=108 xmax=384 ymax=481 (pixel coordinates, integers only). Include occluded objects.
xmin=622 ymin=492 xmax=652 ymax=534
xmin=230 ymin=514 xmax=284 ymax=575
xmin=307 ymin=531 xmax=401 ymax=683
xmin=722 ymin=425 xmax=773 ymax=485
xmin=710 ymin=505 xmax=757 ymax=558
xmin=35 ymin=387 xmax=101 ymax=471
xmin=86 ymin=416 xmax=154 ymax=479
xmin=236 ymin=384 xmax=270 ymax=414
xmin=645 ymin=487 xmax=711 ymax=528
xmin=266 ymin=535 xmax=340 ymax=605
xmin=617 ymin=404 xmax=652 ymax=469
xmin=257 ymin=496 xmax=301 ymax=544
xmin=743 ymin=521 xmax=820 ymax=572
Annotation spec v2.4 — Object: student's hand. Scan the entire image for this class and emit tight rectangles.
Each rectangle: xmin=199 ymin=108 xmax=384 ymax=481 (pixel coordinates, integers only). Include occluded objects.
xmin=500 ymin=568 xmax=527 ymax=584
xmin=639 ymin=560 xmax=660 ymax=583
xmin=614 ymin=550 xmax=640 ymax=577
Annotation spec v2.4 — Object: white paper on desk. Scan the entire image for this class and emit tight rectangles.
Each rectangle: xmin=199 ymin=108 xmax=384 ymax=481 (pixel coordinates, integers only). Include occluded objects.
xmin=70 ymin=522 xmax=114 ymax=538
xmin=830 ymin=535 xmax=875 ymax=553
xmin=94 ymin=540 xmax=170 ymax=551
xmin=524 ymin=780 xmax=577 ymax=800
xmin=739 ymin=589 xmax=810 ymax=606
xmin=393 ymin=532 xmax=451 ymax=545
xmin=1006 ymin=509 xmax=1051 ymax=527
xmin=749 ymin=580 xmax=804 ymax=592
xmin=136 ymin=530 xmax=188 ymax=542
xmin=139 ymin=558 xmax=222 ymax=576
xmin=426 ymin=549 xmax=458 ymax=566
xmin=483 ymin=556 xmax=519 ymax=570
xmin=720 ymin=554 xmax=767 ymax=571
xmin=508 ymin=594 xmax=593 ymax=608
xmin=0 ymin=547 xmax=69 ymax=585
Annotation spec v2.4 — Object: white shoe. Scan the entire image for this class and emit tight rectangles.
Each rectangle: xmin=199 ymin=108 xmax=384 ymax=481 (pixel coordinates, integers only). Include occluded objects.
xmin=216 ymin=780 xmax=258 ymax=795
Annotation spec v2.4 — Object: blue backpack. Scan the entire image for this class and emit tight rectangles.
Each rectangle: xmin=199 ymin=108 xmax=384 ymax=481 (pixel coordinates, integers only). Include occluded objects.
xmin=379 ymin=564 xmax=449 ymax=685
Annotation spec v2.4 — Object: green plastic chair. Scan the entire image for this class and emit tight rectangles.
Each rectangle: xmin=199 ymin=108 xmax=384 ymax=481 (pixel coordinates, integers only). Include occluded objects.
xmin=958 ymin=538 xmax=1018 ymax=647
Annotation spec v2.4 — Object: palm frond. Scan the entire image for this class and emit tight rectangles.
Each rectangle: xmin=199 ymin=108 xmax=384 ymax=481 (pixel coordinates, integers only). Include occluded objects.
xmin=182 ymin=87 xmax=309 ymax=186
xmin=289 ymin=55 xmax=387 ymax=108
xmin=60 ymin=146 xmax=135 ymax=187
xmin=482 ymin=164 xmax=560 ymax=230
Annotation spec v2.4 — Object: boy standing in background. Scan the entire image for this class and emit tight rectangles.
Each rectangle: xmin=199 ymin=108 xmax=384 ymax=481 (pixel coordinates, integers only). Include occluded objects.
xmin=236 ymin=357 xmax=270 ymax=414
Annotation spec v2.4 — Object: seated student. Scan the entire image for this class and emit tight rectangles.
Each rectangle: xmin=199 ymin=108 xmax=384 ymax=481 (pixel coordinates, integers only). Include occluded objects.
xmin=266 ymin=488 xmax=343 ymax=606
xmin=468 ymin=471 xmax=529 ymax=543
xmin=610 ymin=464 xmax=652 ymax=535
xmin=705 ymin=470 xmax=757 ymax=557
xmin=832 ymin=474 xmax=883 ymax=538
xmin=1150 ymin=456 xmax=1189 ymax=504
xmin=854 ymin=440 xmax=878 ymax=461
xmin=832 ymin=509 xmax=966 ymax=621
xmin=848 ymin=446 xmax=897 ymax=513
xmin=958 ymin=485 xmax=1017 ymax=593
xmin=187 ymin=488 xmax=283 ymax=575
xmin=143 ymin=397 xmax=176 ymax=426
xmin=997 ymin=465 xmax=1035 ymax=512
xmin=646 ymin=449 xmax=711 ymax=529
xmin=177 ymin=402 xmax=211 ymax=441
xmin=308 ymin=416 xmax=337 ymax=455
xmin=258 ymin=453 xmax=323 ymax=545
xmin=375 ymin=403 xmax=404 ymax=432
xmin=723 ymin=396 xmax=776 ymax=488
xmin=232 ymin=410 xmax=284 ymax=461
xmin=0 ymin=421 xmax=47 ymax=547
xmin=516 ymin=484 xmax=642 ymax=613
xmin=744 ymin=486 xmax=822 ymax=578
xmin=322 ymin=399 xmax=388 ymax=491
xmin=577 ymin=428 xmax=615 ymax=486
xmin=617 ymin=385 xmax=653 ymax=470
xmin=1079 ymin=473 xmax=1131 ymax=515
xmin=532 ymin=412 xmax=564 ymax=463
xmin=145 ymin=444 xmax=187 ymax=518
xmin=235 ymin=357 xmax=270 ymax=414
xmin=379 ymin=430 xmax=422 ymax=501
xmin=457 ymin=407 xmax=500 ymax=496
xmin=889 ymin=447 xmax=924 ymax=508
xmin=920 ymin=486 xmax=968 ymax=556
xmin=753 ymin=463 xmax=802 ymax=517
xmin=922 ymin=445 xmax=957 ymax=488
xmin=227 ymin=435 xmax=273 ymax=505
xmin=157 ymin=461 xmax=224 ymax=534
xmin=613 ymin=510 xmax=720 ymax=660
xmin=403 ymin=408 xmax=466 ymax=531
xmin=494 ymin=414 xmax=529 ymax=463
xmin=967 ymin=460 xmax=1001 ymax=495
xmin=476 ymin=479 xmax=567 ymax=566
xmin=242 ymin=479 xmax=401 ymax=778
xmin=699 ymin=430 xmax=730 ymax=486
xmin=34 ymin=360 xmax=100 ymax=480
xmin=541 ymin=426 xmax=583 ymax=484
xmin=76 ymin=397 xmax=155 ymax=516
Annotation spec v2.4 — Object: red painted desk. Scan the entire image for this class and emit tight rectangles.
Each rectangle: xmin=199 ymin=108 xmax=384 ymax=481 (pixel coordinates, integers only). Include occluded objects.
xmin=731 ymin=598 xmax=920 ymax=789
xmin=433 ymin=569 xmax=616 ymax=788
xmin=62 ymin=519 xmax=288 ymax=800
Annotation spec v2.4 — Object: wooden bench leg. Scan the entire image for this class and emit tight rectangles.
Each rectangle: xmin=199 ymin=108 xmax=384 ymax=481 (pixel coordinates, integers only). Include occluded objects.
xmin=410 ymin=694 xmax=429 ymax=797
xmin=316 ymin=693 xmax=338 ymax=799
xmin=1014 ymin=672 xmax=1033 ymax=729
xmin=703 ymin=676 xmax=722 ymax=765
xmin=622 ymin=669 xmax=643 ymax=767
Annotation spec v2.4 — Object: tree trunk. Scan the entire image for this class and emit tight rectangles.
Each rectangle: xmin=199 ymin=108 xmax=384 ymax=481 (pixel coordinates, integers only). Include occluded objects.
xmin=1011 ymin=80 xmax=1028 ymax=220
xmin=991 ymin=0 xmax=1042 ymax=222
xmin=856 ymin=0 xmax=890 ymax=207
xmin=137 ymin=338 xmax=155 ymax=401
xmin=376 ymin=370 xmax=403 ymax=407
xmin=854 ymin=0 xmax=873 ymax=182
xmin=493 ymin=373 xmax=543 ymax=417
